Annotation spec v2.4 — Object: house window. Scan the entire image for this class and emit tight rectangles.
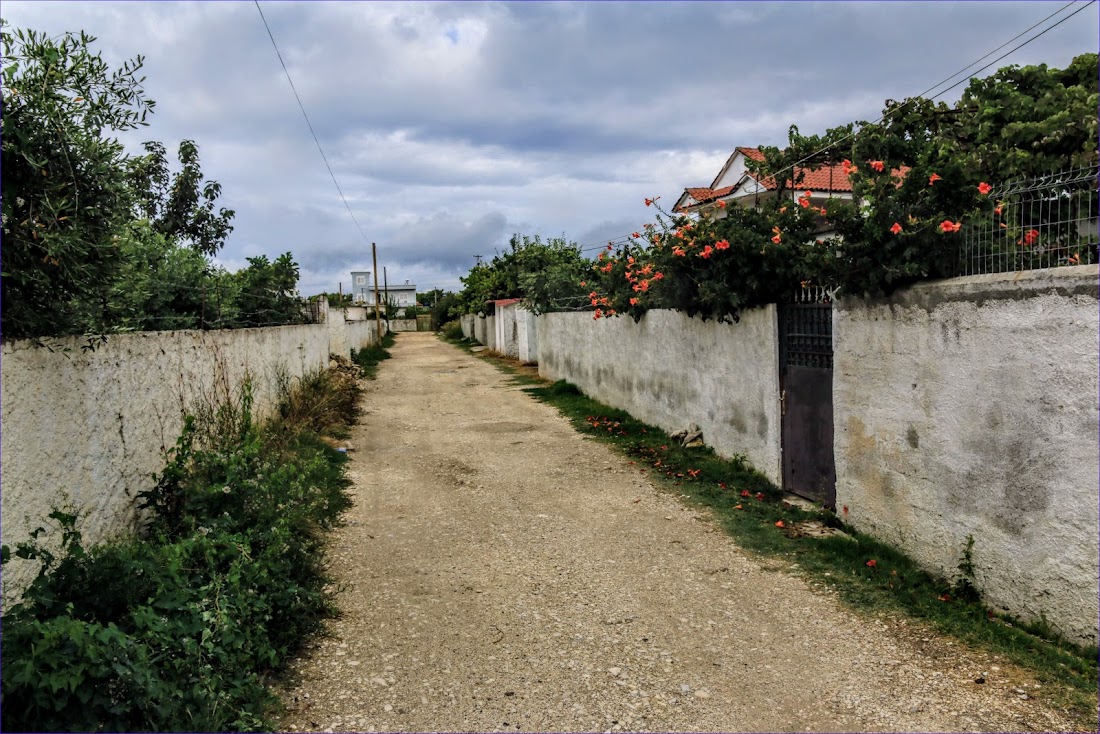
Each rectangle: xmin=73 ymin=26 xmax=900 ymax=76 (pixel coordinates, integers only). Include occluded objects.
xmin=356 ymin=276 xmax=365 ymax=285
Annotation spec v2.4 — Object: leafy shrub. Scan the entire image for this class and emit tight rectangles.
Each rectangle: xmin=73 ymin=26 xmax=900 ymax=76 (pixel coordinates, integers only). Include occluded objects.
xmin=1 ymin=371 xmax=355 ymax=732
xmin=441 ymin=319 xmax=464 ymax=340
xmin=350 ymin=331 xmax=396 ymax=379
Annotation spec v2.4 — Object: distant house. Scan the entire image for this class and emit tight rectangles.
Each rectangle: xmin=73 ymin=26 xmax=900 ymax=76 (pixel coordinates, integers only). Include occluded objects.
xmin=350 ymin=273 xmax=417 ymax=315
xmin=673 ymin=146 xmax=855 ymax=235
xmin=350 ymin=271 xmax=372 ymax=305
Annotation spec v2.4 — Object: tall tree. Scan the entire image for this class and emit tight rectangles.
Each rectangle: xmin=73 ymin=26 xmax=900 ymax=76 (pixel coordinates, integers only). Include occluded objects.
xmin=1 ymin=24 xmax=154 ymax=338
xmin=126 ymin=139 xmax=235 ymax=256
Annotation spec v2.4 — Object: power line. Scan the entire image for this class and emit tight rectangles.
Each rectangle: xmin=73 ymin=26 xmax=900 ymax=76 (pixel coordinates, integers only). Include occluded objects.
xmin=253 ymin=1 xmax=372 ymax=247
xmin=581 ymin=0 xmax=1096 ymax=249
xmin=758 ymin=0 xmax=1096 ymax=188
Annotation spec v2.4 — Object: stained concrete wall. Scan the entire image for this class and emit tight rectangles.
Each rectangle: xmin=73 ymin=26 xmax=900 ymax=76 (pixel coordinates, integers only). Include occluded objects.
xmin=389 ymin=319 xmax=418 ymax=332
xmin=834 ymin=265 xmax=1100 ymax=644
xmin=538 ymin=308 xmax=781 ymax=484
xmin=473 ymin=314 xmax=488 ymax=345
xmin=496 ymin=304 xmax=519 ymax=357
xmin=485 ymin=315 xmax=497 ymax=351
xmin=1 ymin=324 xmax=331 ymax=602
xmin=461 ymin=314 xmax=476 ymax=340
xmin=326 ymin=306 xmax=350 ymax=358
xmin=516 ymin=308 xmax=538 ymax=364
xmin=344 ymin=306 xmax=371 ymax=321
xmin=346 ymin=320 xmax=381 ymax=351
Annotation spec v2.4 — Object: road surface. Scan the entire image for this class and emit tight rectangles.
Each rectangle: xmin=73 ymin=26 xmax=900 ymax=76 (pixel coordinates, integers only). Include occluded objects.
xmin=278 ymin=332 xmax=1078 ymax=733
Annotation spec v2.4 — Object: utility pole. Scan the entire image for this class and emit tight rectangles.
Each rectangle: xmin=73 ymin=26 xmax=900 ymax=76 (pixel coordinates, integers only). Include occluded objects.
xmin=372 ymin=243 xmax=383 ymax=344
xmin=383 ymin=266 xmax=389 ymax=319
xmin=473 ymin=254 xmax=483 ymax=266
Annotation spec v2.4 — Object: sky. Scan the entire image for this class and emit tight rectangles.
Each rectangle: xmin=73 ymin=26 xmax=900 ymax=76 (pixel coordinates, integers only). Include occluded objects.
xmin=3 ymin=1 xmax=1097 ymax=295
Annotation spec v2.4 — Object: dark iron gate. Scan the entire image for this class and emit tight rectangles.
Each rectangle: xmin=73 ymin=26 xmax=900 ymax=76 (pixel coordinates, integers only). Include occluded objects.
xmin=778 ymin=290 xmax=836 ymax=506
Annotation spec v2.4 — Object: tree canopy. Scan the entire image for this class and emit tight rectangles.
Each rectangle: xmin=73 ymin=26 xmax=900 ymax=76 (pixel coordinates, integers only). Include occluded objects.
xmin=457 ymin=234 xmax=589 ymax=314
xmin=2 ymin=22 xmax=306 ymax=340
xmin=493 ymin=53 xmax=1099 ymax=323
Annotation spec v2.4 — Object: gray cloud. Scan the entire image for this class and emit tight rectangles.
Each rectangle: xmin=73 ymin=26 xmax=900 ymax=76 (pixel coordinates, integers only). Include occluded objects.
xmin=4 ymin=0 xmax=1097 ymax=296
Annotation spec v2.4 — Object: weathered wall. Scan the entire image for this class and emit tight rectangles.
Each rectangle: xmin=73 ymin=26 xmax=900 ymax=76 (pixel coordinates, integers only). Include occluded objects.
xmin=326 ymin=306 xmax=349 ymax=358
xmin=346 ymin=320 xmax=381 ymax=351
xmin=496 ymin=304 xmax=519 ymax=357
xmin=461 ymin=314 xmax=476 ymax=340
xmin=389 ymin=319 xmax=418 ymax=332
xmin=834 ymin=265 xmax=1100 ymax=644
xmin=483 ymin=315 xmax=497 ymax=351
xmin=344 ymin=305 xmax=371 ymax=322
xmin=538 ymin=308 xmax=781 ymax=483
xmin=516 ymin=307 xmax=538 ymax=364
xmin=1 ymin=324 xmax=331 ymax=601
xmin=474 ymin=314 xmax=488 ymax=345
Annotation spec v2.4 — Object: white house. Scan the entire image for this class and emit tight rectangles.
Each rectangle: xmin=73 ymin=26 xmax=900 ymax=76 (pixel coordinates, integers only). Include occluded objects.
xmin=350 ymin=271 xmax=373 ymax=305
xmin=350 ymin=273 xmax=418 ymax=315
xmin=673 ymin=146 xmax=856 ymax=235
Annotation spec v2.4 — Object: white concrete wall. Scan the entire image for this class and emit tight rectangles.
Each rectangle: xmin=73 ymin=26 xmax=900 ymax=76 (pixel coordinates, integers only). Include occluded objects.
xmin=389 ymin=319 xmax=418 ymax=332
xmin=326 ymin=306 xmax=349 ymax=358
xmin=1 ymin=324 xmax=331 ymax=601
xmin=516 ymin=307 xmax=538 ymax=364
xmin=538 ymin=308 xmax=782 ymax=484
xmin=485 ymin=315 xmax=497 ymax=351
xmin=473 ymin=314 xmax=487 ymax=345
xmin=834 ymin=265 xmax=1100 ymax=644
xmin=461 ymin=314 xmax=476 ymax=340
xmin=346 ymin=320 xmax=380 ymax=351
xmin=345 ymin=305 xmax=371 ymax=322
xmin=496 ymin=304 xmax=519 ymax=357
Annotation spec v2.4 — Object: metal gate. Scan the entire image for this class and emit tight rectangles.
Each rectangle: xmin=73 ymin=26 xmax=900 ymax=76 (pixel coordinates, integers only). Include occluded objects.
xmin=778 ymin=289 xmax=836 ymax=506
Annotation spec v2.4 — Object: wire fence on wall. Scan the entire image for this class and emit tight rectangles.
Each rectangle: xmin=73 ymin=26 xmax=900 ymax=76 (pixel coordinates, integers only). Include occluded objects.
xmin=958 ymin=166 xmax=1098 ymax=276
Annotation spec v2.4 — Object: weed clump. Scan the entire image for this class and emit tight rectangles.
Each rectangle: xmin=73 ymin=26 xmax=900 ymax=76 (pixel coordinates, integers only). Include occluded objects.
xmin=350 ymin=331 xmax=396 ymax=379
xmin=1 ymin=367 xmax=363 ymax=732
xmin=441 ymin=319 xmax=464 ymax=341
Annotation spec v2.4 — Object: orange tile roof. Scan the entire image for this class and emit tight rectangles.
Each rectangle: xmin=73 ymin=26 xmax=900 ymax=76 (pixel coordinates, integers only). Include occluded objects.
xmin=737 ymin=146 xmax=765 ymax=162
xmin=684 ymin=185 xmax=735 ymax=204
xmin=676 ymin=147 xmax=855 ymax=212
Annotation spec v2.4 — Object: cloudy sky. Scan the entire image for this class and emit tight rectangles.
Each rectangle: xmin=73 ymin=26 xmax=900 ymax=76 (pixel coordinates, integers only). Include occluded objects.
xmin=4 ymin=1 xmax=1097 ymax=295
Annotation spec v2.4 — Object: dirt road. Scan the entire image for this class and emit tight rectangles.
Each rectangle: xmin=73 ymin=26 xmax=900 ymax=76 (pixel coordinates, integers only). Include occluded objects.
xmin=278 ymin=332 xmax=1078 ymax=732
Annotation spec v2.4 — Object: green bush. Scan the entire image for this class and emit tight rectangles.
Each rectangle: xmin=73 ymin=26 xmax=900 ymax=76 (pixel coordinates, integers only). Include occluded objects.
xmin=350 ymin=331 xmax=396 ymax=379
xmin=1 ymin=374 xmax=355 ymax=732
xmin=441 ymin=319 xmax=464 ymax=340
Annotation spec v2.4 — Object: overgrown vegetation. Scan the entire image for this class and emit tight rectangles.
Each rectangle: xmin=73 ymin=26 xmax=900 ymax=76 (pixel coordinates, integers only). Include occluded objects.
xmin=440 ymin=319 xmax=464 ymax=341
xmin=458 ymin=234 xmax=590 ymax=315
xmin=0 ymin=360 xmax=367 ymax=731
xmin=418 ymin=288 xmax=463 ymax=329
xmin=350 ymin=330 xmax=397 ymax=380
xmin=451 ymin=55 xmax=1097 ymax=325
xmin=1 ymin=22 xmax=308 ymax=339
xmin=588 ymin=52 xmax=1098 ymax=324
xmin=457 ymin=344 xmax=1099 ymax=724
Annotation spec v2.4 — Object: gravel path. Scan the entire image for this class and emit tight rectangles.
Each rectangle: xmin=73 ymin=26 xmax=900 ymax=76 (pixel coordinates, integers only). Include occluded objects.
xmin=278 ymin=332 xmax=1081 ymax=733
